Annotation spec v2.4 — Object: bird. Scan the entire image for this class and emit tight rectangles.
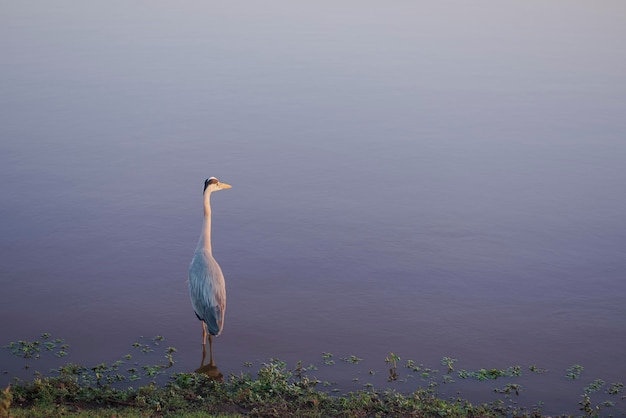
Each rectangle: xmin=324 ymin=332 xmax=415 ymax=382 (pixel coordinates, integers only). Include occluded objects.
xmin=188 ymin=176 xmax=232 ymax=355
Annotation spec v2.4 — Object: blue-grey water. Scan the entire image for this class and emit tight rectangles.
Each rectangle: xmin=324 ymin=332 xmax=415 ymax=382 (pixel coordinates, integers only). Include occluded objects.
xmin=1 ymin=1 xmax=625 ymax=414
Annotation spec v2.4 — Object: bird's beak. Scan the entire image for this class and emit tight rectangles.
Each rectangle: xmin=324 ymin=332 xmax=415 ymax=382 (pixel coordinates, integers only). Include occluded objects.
xmin=219 ymin=182 xmax=232 ymax=190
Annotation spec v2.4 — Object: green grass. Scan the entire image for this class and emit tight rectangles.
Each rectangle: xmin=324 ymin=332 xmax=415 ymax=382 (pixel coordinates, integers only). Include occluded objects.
xmin=2 ymin=334 xmax=624 ymax=417
xmin=2 ymin=368 xmax=517 ymax=418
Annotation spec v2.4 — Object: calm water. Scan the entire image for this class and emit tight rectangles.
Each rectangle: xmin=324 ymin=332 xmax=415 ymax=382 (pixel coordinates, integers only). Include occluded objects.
xmin=2 ymin=1 xmax=626 ymax=414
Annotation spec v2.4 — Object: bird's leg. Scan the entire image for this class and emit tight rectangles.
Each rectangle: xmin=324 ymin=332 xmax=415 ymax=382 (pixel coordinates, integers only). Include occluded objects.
xmin=202 ymin=322 xmax=208 ymax=346
xmin=208 ymin=334 xmax=214 ymax=365
xmin=200 ymin=343 xmax=207 ymax=368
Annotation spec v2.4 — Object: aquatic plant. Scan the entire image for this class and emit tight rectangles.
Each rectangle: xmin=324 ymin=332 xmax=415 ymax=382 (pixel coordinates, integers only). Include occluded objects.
xmin=3 ymin=333 xmax=69 ymax=361
xmin=566 ymin=364 xmax=584 ymax=380
xmin=340 ymin=354 xmax=363 ymax=364
xmin=441 ymin=356 xmax=457 ymax=373
xmin=458 ymin=366 xmax=521 ymax=381
xmin=2 ymin=334 xmax=625 ymax=417
xmin=385 ymin=352 xmax=400 ymax=382
xmin=321 ymin=351 xmax=334 ymax=365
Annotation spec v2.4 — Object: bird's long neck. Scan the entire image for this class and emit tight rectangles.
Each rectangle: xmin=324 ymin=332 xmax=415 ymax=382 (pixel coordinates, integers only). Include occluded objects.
xmin=199 ymin=192 xmax=213 ymax=254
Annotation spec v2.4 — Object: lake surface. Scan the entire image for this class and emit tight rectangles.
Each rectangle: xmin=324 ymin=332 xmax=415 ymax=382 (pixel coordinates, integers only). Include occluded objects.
xmin=1 ymin=1 xmax=625 ymax=414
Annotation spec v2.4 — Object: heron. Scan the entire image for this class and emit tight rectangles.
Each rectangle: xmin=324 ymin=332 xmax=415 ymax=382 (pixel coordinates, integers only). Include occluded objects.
xmin=188 ymin=177 xmax=232 ymax=355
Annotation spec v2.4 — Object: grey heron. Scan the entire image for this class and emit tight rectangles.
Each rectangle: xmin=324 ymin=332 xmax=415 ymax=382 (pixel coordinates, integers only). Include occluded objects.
xmin=189 ymin=177 xmax=232 ymax=353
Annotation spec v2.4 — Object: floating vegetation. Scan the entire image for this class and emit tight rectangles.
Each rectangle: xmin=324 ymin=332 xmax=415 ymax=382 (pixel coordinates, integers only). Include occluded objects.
xmin=340 ymin=354 xmax=363 ymax=364
xmin=321 ymin=351 xmax=334 ymax=365
xmin=458 ymin=366 xmax=522 ymax=381
xmin=566 ymin=364 xmax=584 ymax=380
xmin=2 ymin=334 xmax=625 ymax=417
xmin=494 ymin=383 xmax=522 ymax=397
xmin=441 ymin=356 xmax=457 ymax=374
xmin=584 ymin=379 xmax=605 ymax=394
xmin=607 ymin=382 xmax=624 ymax=395
xmin=529 ymin=364 xmax=548 ymax=374
xmin=3 ymin=333 xmax=69 ymax=360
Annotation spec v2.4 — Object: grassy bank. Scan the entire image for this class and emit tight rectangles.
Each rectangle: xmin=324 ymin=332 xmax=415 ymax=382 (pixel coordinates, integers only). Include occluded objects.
xmin=2 ymin=334 xmax=623 ymax=417
xmin=1 ymin=362 xmax=537 ymax=418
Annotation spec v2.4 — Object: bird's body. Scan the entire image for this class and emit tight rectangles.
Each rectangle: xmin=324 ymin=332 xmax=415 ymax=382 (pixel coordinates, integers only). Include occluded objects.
xmin=189 ymin=248 xmax=226 ymax=336
xmin=188 ymin=177 xmax=231 ymax=347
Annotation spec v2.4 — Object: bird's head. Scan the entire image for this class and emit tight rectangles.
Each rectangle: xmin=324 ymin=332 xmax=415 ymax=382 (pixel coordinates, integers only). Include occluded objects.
xmin=203 ymin=177 xmax=232 ymax=194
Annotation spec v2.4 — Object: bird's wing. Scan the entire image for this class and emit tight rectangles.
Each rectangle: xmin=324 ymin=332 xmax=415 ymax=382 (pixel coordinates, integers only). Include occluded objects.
xmin=189 ymin=251 xmax=226 ymax=336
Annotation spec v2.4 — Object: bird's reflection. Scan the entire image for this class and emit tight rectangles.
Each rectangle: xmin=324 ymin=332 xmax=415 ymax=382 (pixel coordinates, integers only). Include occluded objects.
xmin=194 ymin=339 xmax=224 ymax=382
